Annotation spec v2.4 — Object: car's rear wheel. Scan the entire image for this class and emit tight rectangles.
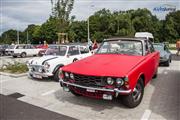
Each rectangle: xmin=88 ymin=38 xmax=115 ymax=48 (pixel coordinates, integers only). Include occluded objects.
xmin=21 ymin=52 xmax=26 ymax=58
xmin=122 ymin=78 xmax=144 ymax=108
xmin=73 ymin=58 xmax=78 ymax=62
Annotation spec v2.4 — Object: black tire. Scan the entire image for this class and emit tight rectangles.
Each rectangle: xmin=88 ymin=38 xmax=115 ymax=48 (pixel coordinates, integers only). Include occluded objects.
xmin=122 ymin=78 xmax=144 ymax=108
xmin=153 ymin=69 xmax=158 ymax=79
xmin=54 ymin=70 xmax=60 ymax=82
xmin=73 ymin=58 xmax=78 ymax=62
xmin=13 ymin=56 xmax=17 ymax=58
xmin=70 ymin=89 xmax=81 ymax=96
xmin=21 ymin=52 xmax=26 ymax=58
xmin=165 ymin=60 xmax=170 ymax=67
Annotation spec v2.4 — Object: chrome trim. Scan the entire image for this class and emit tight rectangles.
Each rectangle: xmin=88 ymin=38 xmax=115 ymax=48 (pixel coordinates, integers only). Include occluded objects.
xmin=60 ymin=80 xmax=132 ymax=94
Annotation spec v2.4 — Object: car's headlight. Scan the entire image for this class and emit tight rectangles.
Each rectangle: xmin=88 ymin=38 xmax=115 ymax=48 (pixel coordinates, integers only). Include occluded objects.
xmin=44 ymin=62 xmax=50 ymax=69
xmin=107 ymin=77 xmax=114 ymax=85
xmin=65 ymin=72 xmax=69 ymax=78
xmin=70 ymin=73 xmax=74 ymax=79
xmin=116 ymin=78 xmax=124 ymax=87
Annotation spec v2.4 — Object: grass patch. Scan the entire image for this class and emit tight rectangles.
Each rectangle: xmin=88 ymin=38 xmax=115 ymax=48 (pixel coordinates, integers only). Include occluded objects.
xmin=0 ymin=62 xmax=28 ymax=74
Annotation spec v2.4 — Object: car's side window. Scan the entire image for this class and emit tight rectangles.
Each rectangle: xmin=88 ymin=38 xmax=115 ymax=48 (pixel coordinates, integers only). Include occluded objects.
xmin=145 ymin=40 xmax=154 ymax=55
xmin=68 ymin=46 xmax=80 ymax=56
xmin=148 ymin=41 xmax=155 ymax=53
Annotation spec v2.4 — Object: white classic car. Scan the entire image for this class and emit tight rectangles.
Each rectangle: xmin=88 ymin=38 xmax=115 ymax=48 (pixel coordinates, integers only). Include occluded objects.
xmin=6 ymin=44 xmax=43 ymax=57
xmin=27 ymin=44 xmax=92 ymax=81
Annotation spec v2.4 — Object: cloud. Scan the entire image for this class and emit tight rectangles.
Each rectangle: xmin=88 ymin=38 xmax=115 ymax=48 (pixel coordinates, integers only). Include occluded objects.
xmin=1 ymin=0 xmax=180 ymax=35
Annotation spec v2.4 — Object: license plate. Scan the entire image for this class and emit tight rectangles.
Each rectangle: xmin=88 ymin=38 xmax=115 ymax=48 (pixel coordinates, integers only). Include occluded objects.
xmin=103 ymin=94 xmax=112 ymax=100
xmin=33 ymin=74 xmax=42 ymax=79
xmin=86 ymin=88 xmax=95 ymax=92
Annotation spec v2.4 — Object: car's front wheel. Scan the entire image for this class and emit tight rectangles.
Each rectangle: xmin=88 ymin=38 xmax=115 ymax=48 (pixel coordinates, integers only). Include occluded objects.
xmin=122 ymin=78 xmax=144 ymax=108
xmin=165 ymin=59 xmax=170 ymax=66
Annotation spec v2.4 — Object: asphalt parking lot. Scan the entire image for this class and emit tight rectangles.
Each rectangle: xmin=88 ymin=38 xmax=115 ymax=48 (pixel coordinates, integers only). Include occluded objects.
xmin=0 ymin=54 xmax=180 ymax=120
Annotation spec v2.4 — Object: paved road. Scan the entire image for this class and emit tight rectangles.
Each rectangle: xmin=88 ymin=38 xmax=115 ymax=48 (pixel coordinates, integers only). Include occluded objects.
xmin=0 ymin=54 xmax=180 ymax=120
xmin=0 ymin=94 xmax=76 ymax=120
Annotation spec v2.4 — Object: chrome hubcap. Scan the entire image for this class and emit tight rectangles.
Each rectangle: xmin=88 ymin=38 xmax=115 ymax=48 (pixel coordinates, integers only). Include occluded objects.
xmin=132 ymin=83 xmax=142 ymax=102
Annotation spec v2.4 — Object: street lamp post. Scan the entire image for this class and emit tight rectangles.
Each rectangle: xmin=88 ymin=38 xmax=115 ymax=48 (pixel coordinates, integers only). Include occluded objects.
xmin=17 ymin=30 xmax=19 ymax=44
xmin=87 ymin=17 xmax=90 ymax=43
xmin=87 ymin=4 xmax=94 ymax=44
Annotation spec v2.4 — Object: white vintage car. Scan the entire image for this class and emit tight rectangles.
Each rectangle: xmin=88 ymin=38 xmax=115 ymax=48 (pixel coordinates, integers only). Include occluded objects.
xmin=6 ymin=44 xmax=43 ymax=57
xmin=27 ymin=44 xmax=92 ymax=81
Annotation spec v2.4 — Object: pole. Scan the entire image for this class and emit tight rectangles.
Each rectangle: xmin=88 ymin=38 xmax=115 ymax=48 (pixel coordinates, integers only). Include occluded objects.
xmin=27 ymin=31 xmax=29 ymax=44
xmin=17 ymin=30 xmax=19 ymax=44
xmin=87 ymin=17 xmax=90 ymax=43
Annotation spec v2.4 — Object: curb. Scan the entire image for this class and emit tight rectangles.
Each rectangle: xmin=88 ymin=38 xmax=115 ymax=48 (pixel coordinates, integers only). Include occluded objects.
xmin=0 ymin=72 xmax=28 ymax=78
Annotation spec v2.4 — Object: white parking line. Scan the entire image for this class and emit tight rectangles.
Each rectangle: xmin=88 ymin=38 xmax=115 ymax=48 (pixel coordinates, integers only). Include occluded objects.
xmin=141 ymin=109 xmax=152 ymax=120
xmin=41 ymin=90 xmax=55 ymax=96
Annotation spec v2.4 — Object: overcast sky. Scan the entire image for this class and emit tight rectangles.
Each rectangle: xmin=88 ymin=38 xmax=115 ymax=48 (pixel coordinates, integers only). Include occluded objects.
xmin=1 ymin=0 xmax=180 ymax=34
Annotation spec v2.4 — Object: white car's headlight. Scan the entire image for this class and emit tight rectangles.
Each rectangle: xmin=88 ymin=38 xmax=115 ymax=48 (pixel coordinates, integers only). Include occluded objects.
xmin=107 ymin=77 xmax=114 ymax=85
xmin=44 ymin=62 xmax=50 ymax=69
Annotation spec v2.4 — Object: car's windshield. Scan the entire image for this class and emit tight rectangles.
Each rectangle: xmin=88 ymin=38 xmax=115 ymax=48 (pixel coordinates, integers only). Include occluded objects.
xmin=97 ymin=40 xmax=143 ymax=56
xmin=8 ymin=45 xmax=15 ymax=49
xmin=45 ymin=46 xmax=67 ymax=56
xmin=153 ymin=44 xmax=164 ymax=52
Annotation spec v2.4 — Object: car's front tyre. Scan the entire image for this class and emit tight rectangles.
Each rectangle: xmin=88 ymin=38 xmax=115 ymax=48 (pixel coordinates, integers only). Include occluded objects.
xmin=165 ymin=59 xmax=170 ymax=66
xmin=122 ymin=78 xmax=144 ymax=108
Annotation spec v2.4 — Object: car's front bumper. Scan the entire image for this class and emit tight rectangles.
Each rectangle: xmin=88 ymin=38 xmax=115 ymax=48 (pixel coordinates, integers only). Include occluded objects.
xmin=160 ymin=59 xmax=169 ymax=63
xmin=60 ymin=80 xmax=132 ymax=99
xmin=29 ymin=71 xmax=53 ymax=79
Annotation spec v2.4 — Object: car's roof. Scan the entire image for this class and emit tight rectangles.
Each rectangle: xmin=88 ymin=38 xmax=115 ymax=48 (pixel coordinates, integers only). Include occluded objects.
xmin=48 ymin=43 xmax=87 ymax=47
xmin=153 ymin=43 xmax=165 ymax=46
xmin=104 ymin=37 xmax=146 ymax=41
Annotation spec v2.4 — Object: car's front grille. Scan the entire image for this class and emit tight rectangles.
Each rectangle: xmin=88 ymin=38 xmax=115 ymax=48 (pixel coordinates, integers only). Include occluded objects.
xmin=74 ymin=74 xmax=105 ymax=87
xmin=30 ymin=65 xmax=43 ymax=72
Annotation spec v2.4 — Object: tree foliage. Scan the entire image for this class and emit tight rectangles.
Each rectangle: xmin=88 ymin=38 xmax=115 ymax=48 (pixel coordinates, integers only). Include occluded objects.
xmin=1 ymin=9 xmax=180 ymax=44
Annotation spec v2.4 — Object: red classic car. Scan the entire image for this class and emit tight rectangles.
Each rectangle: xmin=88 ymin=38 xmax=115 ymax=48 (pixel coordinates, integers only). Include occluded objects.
xmin=59 ymin=38 xmax=159 ymax=108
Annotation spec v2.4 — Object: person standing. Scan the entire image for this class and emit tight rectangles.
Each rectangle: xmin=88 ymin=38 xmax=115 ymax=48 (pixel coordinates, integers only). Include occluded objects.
xmin=92 ymin=39 xmax=98 ymax=50
xmin=176 ymin=40 xmax=180 ymax=56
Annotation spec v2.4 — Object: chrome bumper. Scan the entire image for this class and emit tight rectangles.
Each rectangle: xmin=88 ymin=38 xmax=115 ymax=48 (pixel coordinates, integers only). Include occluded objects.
xmin=60 ymin=80 xmax=132 ymax=94
xmin=29 ymin=71 xmax=53 ymax=78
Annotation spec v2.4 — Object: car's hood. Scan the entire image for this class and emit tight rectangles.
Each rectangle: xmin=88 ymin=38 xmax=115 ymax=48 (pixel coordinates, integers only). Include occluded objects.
xmin=62 ymin=54 xmax=146 ymax=77
xmin=30 ymin=55 xmax=61 ymax=65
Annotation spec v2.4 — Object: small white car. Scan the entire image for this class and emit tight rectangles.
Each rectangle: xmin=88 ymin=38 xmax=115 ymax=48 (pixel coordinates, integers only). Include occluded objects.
xmin=27 ymin=44 xmax=92 ymax=81
xmin=6 ymin=44 xmax=43 ymax=57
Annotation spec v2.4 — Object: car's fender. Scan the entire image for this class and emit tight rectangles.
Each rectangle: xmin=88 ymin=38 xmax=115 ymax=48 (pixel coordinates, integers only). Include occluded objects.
xmin=53 ymin=64 xmax=64 ymax=74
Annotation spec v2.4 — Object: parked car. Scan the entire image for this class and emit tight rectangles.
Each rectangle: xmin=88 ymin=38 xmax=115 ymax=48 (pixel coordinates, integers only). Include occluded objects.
xmin=27 ymin=44 xmax=92 ymax=81
xmin=135 ymin=32 xmax=154 ymax=42
xmin=5 ymin=44 xmax=43 ymax=58
xmin=59 ymin=38 xmax=159 ymax=108
xmin=0 ymin=44 xmax=9 ymax=56
xmin=153 ymin=43 xmax=172 ymax=66
xmin=5 ymin=45 xmax=16 ymax=55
